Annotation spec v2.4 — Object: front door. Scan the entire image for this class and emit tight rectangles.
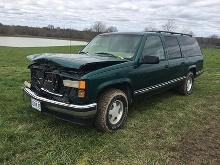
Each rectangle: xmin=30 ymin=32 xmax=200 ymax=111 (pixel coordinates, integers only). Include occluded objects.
xmin=133 ymin=35 xmax=170 ymax=95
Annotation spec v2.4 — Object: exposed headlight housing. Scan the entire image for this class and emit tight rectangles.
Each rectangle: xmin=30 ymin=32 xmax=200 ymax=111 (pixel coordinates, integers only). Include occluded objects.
xmin=63 ymin=80 xmax=86 ymax=89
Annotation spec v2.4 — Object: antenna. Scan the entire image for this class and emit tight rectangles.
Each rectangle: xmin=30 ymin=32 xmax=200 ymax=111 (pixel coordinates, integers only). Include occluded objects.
xmin=69 ymin=25 xmax=72 ymax=54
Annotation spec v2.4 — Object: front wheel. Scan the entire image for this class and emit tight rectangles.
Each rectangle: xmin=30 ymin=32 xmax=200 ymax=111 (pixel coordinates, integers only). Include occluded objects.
xmin=95 ymin=89 xmax=128 ymax=132
xmin=178 ymin=71 xmax=194 ymax=95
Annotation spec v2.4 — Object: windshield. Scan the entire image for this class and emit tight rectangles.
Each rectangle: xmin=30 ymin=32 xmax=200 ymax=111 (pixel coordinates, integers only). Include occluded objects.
xmin=82 ymin=34 xmax=142 ymax=59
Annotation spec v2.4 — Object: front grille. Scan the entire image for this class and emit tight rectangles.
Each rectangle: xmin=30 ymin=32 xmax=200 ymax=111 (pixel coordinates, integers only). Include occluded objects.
xmin=30 ymin=64 xmax=77 ymax=103
xmin=42 ymin=72 xmax=61 ymax=93
xmin=31 ymin=68 xmax=62 ymax=94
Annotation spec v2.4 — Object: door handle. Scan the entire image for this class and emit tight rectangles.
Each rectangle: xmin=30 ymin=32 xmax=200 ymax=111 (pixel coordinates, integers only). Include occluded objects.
xmin=165 ymin=64 xmax=169 ymax=68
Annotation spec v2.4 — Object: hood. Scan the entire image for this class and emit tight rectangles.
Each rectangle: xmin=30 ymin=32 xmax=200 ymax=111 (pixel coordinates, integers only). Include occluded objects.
xmin=27 ymin=53 xmax=127 ymax=70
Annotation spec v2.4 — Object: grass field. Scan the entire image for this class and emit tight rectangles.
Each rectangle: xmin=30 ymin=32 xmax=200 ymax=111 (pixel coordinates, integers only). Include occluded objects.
xmin=0 ymin=46 xmax=220 ymax=164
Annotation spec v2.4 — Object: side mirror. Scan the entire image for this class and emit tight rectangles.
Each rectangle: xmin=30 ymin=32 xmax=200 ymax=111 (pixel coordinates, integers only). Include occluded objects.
xmin=140 ymin=55 xmax=159 ymax=64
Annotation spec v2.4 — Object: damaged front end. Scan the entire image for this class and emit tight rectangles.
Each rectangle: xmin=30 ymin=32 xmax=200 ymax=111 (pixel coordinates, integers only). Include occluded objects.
xmin=29 ymin=62 xmax=85 ymax=104
xmin=25 ymin=53 xmax=126 ymax=103
xmin=23 ymin=57 xmax=99 ymax=123
xmin=23 ymin=53 xmax=126 ymax=123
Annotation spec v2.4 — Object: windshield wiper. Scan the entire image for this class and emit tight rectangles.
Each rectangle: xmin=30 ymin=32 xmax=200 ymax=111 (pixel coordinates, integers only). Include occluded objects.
xmin=95 ymin=52 xmax=124 ymax=59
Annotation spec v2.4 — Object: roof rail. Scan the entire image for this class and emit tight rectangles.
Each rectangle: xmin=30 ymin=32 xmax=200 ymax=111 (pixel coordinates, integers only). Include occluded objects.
xmin=146 ymin=31 xmax=192 ymax=37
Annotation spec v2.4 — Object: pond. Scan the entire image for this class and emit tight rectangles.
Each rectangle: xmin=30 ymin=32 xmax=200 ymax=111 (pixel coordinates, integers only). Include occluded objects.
xmin=0 ymin=36 xmax=88 ymax=47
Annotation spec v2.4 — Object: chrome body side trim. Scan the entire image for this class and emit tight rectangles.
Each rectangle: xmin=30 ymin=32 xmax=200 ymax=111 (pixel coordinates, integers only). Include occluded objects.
xmin=134 ymin=76 xmax=186 ymax=95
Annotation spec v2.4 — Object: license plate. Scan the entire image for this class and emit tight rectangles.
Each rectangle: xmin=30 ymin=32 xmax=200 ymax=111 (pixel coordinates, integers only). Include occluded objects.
xmin=31 ymin=98 xmax=41 ymax=111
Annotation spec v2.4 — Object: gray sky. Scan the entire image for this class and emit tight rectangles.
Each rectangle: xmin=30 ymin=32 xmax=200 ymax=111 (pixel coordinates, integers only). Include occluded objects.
xmin=0 ymin=0 xmax=219 ymax=37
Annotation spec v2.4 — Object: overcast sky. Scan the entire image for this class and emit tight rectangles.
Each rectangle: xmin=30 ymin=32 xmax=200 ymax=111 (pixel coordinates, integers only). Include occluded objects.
xmin=0 ymin=0 xmax=219 ymax=37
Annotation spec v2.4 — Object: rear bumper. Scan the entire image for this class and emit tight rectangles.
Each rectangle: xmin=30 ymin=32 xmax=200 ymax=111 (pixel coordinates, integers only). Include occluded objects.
xmin=23 ymin=83 xmax=97 ymax=120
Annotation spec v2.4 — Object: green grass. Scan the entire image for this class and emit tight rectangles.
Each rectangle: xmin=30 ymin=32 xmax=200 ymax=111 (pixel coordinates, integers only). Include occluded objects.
xmin=0 ymin=46 xmax=220 ymax=164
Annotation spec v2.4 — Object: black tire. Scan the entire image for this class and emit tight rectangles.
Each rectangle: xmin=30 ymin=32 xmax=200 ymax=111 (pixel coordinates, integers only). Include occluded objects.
xmin=178 ymin=71 xmax=194 ymax=95
xmin=95 ymin=89 xmax=128 ymax=132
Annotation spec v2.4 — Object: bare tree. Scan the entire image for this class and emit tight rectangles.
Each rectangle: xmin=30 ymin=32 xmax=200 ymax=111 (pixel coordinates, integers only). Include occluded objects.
xmin=106 ymin=26 xmax=118 ymax=32
xmin=91 ymin=21 xmax=106 ymax=33
xmin=161 ymin=19 xmax=176 ymax=32
xmin=47 ymin=24 xmax=55 ymax=30
xmin=89 ymin=22 xmax=118 ymax=33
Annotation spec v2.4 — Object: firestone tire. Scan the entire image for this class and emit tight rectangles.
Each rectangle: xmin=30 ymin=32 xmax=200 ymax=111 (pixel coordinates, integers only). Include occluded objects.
xmin=95 ymin=89 xmax=128 ymax=132
xmin=178 ymin=71 xmax=194 ymax=95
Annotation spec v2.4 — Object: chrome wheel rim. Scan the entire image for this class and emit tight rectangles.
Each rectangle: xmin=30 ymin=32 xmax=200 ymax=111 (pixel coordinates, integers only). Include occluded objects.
xmin=108 ymin=100 xmax=124 ymax=125
xmin=186 ymin=77 xmax=193 ymax=92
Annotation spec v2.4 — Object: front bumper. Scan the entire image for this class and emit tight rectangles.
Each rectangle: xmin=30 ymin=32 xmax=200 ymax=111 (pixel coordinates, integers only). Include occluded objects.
xmin=23 ymin=82 xmax=97 ymax=121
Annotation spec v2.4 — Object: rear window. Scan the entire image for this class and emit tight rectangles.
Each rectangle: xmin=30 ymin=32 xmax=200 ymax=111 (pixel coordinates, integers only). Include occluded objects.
xmin=178 ymin=36 xmax=201 ymax=57
xmin=164 ymin=36 xmax=181 ymax=59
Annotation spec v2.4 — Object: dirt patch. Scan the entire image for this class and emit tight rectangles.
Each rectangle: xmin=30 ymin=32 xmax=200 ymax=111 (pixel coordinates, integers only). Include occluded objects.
xmin=170 ymin=121 xmax=220 ymax=164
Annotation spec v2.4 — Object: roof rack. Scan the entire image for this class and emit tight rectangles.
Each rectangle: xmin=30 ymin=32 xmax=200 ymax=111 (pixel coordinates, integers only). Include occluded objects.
xmin=146 ymin=31 xmax=192 ymax=37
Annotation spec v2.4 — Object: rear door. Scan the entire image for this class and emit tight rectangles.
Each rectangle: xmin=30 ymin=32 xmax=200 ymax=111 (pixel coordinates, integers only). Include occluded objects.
xmin=162 ymin=36 xmax=185 ymax=81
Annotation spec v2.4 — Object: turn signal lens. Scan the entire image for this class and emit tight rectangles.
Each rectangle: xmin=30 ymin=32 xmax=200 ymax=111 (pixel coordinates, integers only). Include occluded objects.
xmin=78 ymin=90 xmax=85 ymax=98
xmin=79 ymin=81 xmax=86 ymax=89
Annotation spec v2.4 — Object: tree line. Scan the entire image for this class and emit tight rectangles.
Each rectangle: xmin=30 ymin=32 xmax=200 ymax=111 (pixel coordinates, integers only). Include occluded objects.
xmin=0 ymin=21 xmax=219 ymax=47
xmin=0 ymin=21 xmax=118 ymax=41
xmin=0 ymin=23 xmax=95 ymax=41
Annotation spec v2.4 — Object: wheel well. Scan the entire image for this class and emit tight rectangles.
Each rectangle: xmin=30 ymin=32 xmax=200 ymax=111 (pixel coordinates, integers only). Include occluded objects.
xmin=189 ymin=68 xmax=196 ymax=77
xmin=97 ymin=83 xmax=133 ymax=104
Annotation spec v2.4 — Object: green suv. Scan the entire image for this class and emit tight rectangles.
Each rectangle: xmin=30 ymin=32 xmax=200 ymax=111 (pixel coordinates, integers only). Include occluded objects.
xmin=23 ymin=31 xmax=203 ymax=132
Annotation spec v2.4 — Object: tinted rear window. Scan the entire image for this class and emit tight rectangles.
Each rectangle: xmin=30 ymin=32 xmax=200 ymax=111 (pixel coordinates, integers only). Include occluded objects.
xmin=164 ymin=36 xmax=181 ymax=59
xmin=178 ymin=36 xmax=201 ymax=57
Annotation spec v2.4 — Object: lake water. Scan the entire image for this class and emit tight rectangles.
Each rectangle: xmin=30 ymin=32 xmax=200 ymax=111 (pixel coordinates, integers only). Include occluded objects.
xmin=0 ymin=36 xmax=88 ymax=47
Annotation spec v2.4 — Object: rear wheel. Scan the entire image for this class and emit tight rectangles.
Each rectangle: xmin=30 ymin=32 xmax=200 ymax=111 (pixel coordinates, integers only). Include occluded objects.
xmin=178 ymin=71 xmax=194 ymax=95
xmin=95 ymin=89 xmax=128 ymax=132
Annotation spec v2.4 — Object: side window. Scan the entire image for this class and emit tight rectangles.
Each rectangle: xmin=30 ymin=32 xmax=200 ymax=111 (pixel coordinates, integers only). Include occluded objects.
xmin=142 ymin=36 xmax=165 ymax=60
xmin=178 ymin=36 xmax=201 ymax=57
xmin=164 ymin=36 xmax=181 ymax=59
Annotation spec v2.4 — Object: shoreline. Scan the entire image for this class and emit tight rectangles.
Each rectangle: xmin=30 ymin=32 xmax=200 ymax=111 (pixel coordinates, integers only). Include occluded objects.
xmin=0 ymin=36 xmax=88 ymax=47
xmin=0 ymin=34 xmax=89 ymax=42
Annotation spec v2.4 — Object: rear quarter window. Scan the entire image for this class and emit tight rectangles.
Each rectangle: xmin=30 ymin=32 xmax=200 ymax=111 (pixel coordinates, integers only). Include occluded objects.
xmin=178 ymin=36 xmax=201 ymax=57
xmin=164 ymin=36 xmax=181 ymax=59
